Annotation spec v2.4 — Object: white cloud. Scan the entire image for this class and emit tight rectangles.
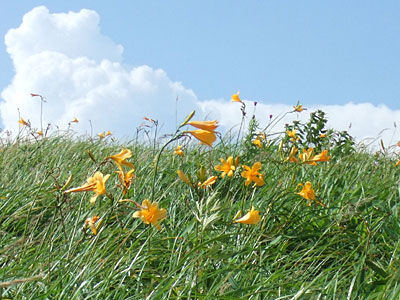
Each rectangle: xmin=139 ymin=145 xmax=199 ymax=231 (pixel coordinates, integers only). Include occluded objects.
xmin=198 ymin=100 xmax=400 ymax=148
xmin=1 ymin=6 xmax=197 ymax=136
xmin=1 ymin=6 xmax=399 ymax=149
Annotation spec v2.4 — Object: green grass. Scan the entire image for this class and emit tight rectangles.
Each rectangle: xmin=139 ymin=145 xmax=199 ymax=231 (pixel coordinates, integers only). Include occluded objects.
xmin=1 ymin=127 xmax=400 ymax=299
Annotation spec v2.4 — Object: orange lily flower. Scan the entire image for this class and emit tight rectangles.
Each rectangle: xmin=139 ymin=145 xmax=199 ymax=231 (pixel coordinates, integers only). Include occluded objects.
xmin=18 ymin=118 xmax=29 ymax=126
xmin=231 ymin=91 xmax=242 ymax=103
xmin=132 ymin=199 xmax=167 ymax=230
xmin=188 ymin=129 xmax=216 ymax=147
xmin=117 ymin=168 xmax=135 ymax=195
xmin=107 ymin=148 xmax=134 ymax=170
xmin=241 ymin=162 xmax=265 ymax=187
xmin=293 ymin=104 xmax=304 ymax=112
xmin=188 ymin=120 xmax=218 ymax=132
xmin=311 ymin=150 xmax=330 ymax=163
xmin=65 ymin=171 xmax=110 ymax=204
xmin=174 ymin=145 xmax=184 ymax=156
xmin=234 ymin=207 xmax=261 ymax=224
xmin=198 ymin=176 xmax=218 ymax=188
xmin=299 ymin=148 xmax=317 ymax=165
xmin=215 ymin=156 xmax=238 ymax=178
xmin=296 ymin=181 xmax=325 ymax=207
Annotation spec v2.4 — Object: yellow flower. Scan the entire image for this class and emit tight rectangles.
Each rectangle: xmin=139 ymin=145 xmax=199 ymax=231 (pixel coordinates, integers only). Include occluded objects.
xmin=319 ymin=133 xmax=327 ymax=138
xmin=293 ymin=104 xmax=304 ymax=112
xmin=98 ymin=132 xmax=105 ymax=139
xmin=85 ymin=216 xmax=100 ymax=235
xmin=18 ymin=118 xmax=29 ymax=126
xmin=241 ymin=162 xmax=265 ymax=187
xmin=71 ymin=117 xmax=79 ymax=123
xmin=106 ymin=130 xmax=112 ymax=136
xmin=296 ymin=181 xmax=315 ymax=203
xmin=396 ymin=160 xmax=400 ymax=167
xmin=231 ymin=91 xmax=242 ymax=103
xmin=234 ymin=207 xmax=261 ymax=224
xmin=311 ymin=150 xmax=330 ymax=163
xmin=188 ymin=129 xmax=217 ymax=147
xmin=188 ymin=120 xmax=218 ymax=132
xmin=296 ymin=181 xmax=325 ymax=207
xmin=253 ymin=138 xmax=262 ymax=148
xmin=37 ymin=130 xmax=43 ymax=136
xmin=132 ymin=199 xmax=167 ymax=230
xmin=65 ymin=171 xmax=110 ymax=204
xmin=107 ymin=148 xmax=134 ymax=170
xmin=117 ymin=168 xmax=135 ymax=195
xmin=177 ymin=170 xmax=191 ymax=185
xmin=198 ymin=176 xmax=218 ymax=188
xmin=299 ymin=148 xmax=317 ymax=166
xmin=286 ymin=129 xmax=298 ymax=141
xmin=174 ymin=145 xmax=184 ymax=157
xmin=215 ymin=156 xmax=238 ymax=178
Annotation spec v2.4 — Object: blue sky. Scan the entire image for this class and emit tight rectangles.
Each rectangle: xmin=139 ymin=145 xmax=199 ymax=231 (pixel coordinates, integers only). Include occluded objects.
xmin=1 ymin=1 xmax=400 ymax=144
xmin=2 ymin=1 xmax=400 ymax=107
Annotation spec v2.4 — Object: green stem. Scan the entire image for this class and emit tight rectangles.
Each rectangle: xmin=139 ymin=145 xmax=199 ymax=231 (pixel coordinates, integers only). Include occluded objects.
xmin=151 ymin=133 xmax=183 ymax=201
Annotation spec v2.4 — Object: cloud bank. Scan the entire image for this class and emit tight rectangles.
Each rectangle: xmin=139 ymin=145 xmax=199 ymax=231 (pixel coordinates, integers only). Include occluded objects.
xmin=199 ymin=100 xmax=400 ymax=148
xmin=1 ymin=6 xmax=197 ymax=136
xmin=1 ymin=6 xmax=400 ymax=148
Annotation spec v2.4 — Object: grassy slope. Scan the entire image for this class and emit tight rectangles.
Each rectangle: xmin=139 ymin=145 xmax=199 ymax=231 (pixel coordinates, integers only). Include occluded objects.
xmin=1 ymin=134 xmax=400 ymax=299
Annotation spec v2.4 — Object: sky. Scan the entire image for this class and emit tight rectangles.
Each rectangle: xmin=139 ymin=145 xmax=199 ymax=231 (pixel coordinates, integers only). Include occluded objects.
xmin=1 ymin=1 xmax=400 ymax=146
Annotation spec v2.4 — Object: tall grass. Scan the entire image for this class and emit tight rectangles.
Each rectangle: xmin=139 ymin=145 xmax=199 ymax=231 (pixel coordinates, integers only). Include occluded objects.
xmin=1 ymin=114 xmax=400 ymax=299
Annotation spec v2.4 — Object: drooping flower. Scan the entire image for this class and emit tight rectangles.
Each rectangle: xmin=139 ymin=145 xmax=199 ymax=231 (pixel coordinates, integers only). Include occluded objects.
xmin=188 ymin=120 xmax=218 ymax=132
xmin=198 ymin=176 xmax=218 ymax=188
xmin=71 ymin=117 xmax=79 ymax=123
xmin=286 ymin=146 xmax=298 ymax=163
xmin=188 ymin=129 xmax=216 ymax=147
xmin=215 ymin=156 xmax=238 ymax=178
xmin=231 ymin=91 xmax=242 ymax=103
xmin=84 ymin=216 xmax=100 ymax=235
xmin=18 ymin=118 xmax=29 ymax=126
xmin=132 ymin=199 xmax=167 ymax=230
xmin=107 ymin=148 xmax=134 ymax=170
xmin=298 ymin=148 xmax=317 ymax=166
xmin=241 ymin=162 xmax=265 ymax=187
xmin=234 ymin=207 xmax=261 ymax=225
xmin=177 ymin=170 xmax=191 ymax=185
xmin=37 ymin=130 xmax=43 ymax=136
xmin=117 ymin=168 xmax=135 ymax=195
xmin=174 ymin=145 xmax=184 ymax=157
xmin=311 ymin=150 xmax=330 ymax=163
xmin=65 ymin=171 xmax=110 ymax=204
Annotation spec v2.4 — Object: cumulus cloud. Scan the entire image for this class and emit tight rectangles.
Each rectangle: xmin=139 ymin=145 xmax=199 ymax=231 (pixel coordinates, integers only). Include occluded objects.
xmin=1 ymin=6 xmax=197 ymax=136
xmin=1 ymin=5 xmax=399 ymax=149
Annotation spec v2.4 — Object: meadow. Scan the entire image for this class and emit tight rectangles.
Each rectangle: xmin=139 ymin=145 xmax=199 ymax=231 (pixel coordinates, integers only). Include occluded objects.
xmin=1 ymin=99 xmax=400 ymax=299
